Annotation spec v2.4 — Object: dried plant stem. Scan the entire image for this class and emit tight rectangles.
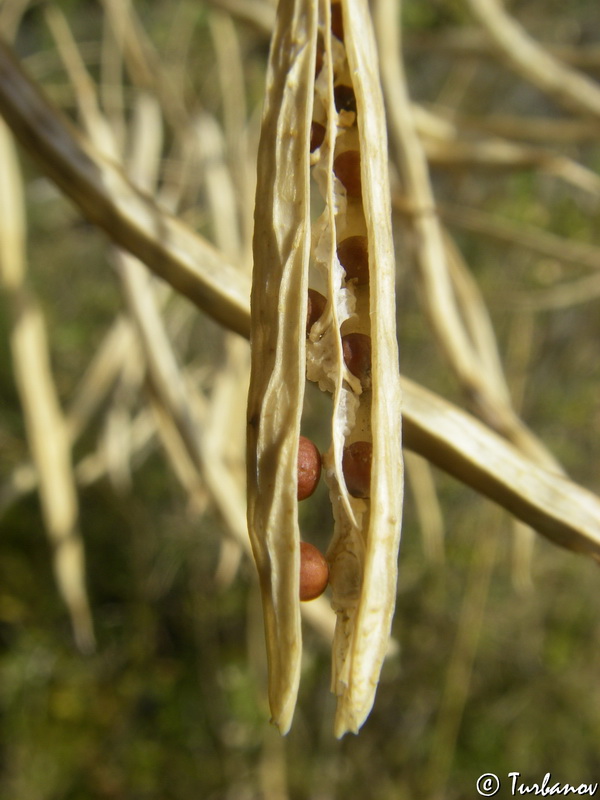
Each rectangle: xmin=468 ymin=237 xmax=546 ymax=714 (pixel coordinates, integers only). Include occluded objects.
xmin=402 ymin=377 xmax=600 ymax=559
xmin=375 ymin=0 xmax=562 ymax=477
xmin=409 ymin=27 xmax=600 ymax=73
xmin=405 ymin=452 xmax=445 ymax=565
xmin=516 ymin=273 xmax=600 ymax=311
xmin=0 ymin=37 xmax=250 ymax=337
xmin=439 ymin=203 xmax=600 ymax=274
xmin=412 ymin=107 xmax=600 ymax=196
xmin=466 ymin=0 xmax=600 ymax=120
xmin=204 ymin=0 xmax=275 ymax=35
xmin=1 ymin=37 xmax=599 ymax=560
xmin=0 ymin=317 xmax=139 ymax=515
xmin=0 ymin=121 xmax=94 ymax=652
xmin=375 ymin=0 xmax=499 ymax=401
xmin=429 ymin=108 xmax=600 ymax=144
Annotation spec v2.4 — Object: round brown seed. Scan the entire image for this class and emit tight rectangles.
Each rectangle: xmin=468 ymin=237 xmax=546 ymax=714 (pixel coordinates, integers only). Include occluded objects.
xmin=306 ymin=288 xmax=327 ymax=335
xmin=334 ymin=85 xmax=356 ymax=114
xmin=310 ymin=121 xmax=326 ymax=153
xmin=342 ymin=441 xmax=372 ymax=498
xmin=331 ymin=2 xmax=344 ymax=41
xmin=342 ymin=332 xmax=371 ymax=387
xmin=337 ymin=236 xmax=369 ymax=284
xmin=315 ymin=39 xmax=324 ymax=77
xmin=333 ymin=150 xmax=361 ymax=198
xmin=299 ymin=541 xmax=329 ymax=601
xmin=297 ymin=435 xmax=322 ymax=500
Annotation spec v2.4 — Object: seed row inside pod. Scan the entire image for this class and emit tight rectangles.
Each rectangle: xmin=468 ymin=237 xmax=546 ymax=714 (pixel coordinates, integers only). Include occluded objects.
xmin=247 ymin=0 xmax=403 ymax=738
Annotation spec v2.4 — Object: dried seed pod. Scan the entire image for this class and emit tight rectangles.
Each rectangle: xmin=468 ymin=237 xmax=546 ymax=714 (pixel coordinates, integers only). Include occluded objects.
xmin=337 ymin=235 xmax=369 ymax=284
xmin=306 ymin=288 xmax=327 ymax=334
xmin=297 ymin=436 xmax=322 ymax=500
xmin=342 ymin=332 xmax=371 ymax=387
xmin=247 ymin=0 xmax=318 ymax=734
xmin=248 ymin=0 xmax=403 ymax=738
xmin=310 ymin=121 xmax=326 ymax=153
xmin=342 ymin=441 xmax=372 ymax=498
xmin=299 ymin=542 xmax=329 ymax=601
xmin=333 ymin=150 xmax=361 ymax=198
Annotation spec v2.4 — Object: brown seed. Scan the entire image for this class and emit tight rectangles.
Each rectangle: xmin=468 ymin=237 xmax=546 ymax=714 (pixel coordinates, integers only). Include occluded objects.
xmin=342 ymin=441 xmax=372 ymax=498
xmin=310 ymin=121 xmax=326 ymax=153
xmin=334 ymin=85 xmax=357 ymax=115
xmin=342 ymin=332 xmax=371 ymax=388
xmin=333 ymin=150 xmax=361 ymax=198
xmin=337 ymin=236 xmax=369 ymax=284
xmin=331 ymin=2 xmax=344 ymax=41
xmin=297 ymin=436 xmax=322 ymax=500
xmin=299 ymin=541 xmax=329 ymax=601
xmin=315 ymin=37 xmax=324 ymax=77
xmin=306 ymin=288 xmax=327 ymax=335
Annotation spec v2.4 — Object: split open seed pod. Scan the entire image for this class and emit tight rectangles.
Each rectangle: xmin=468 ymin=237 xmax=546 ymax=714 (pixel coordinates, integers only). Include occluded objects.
xmin=247 ymin=0 xmax=403 ymax=737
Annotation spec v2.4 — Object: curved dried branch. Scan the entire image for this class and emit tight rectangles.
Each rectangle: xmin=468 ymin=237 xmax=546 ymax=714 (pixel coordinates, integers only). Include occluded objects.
xmin=1 ymin=36 xmax=599 ymax=561
xmin=0 ymin=37 xmax=250 ymax=338
xmin=374 ymin=0 xmax=562 ymax=476
xmin=439 ymin=203 xmax=600 ymax=274
xmin=466 ymin=0 xmax=600 ymax=121
xmin=402 ymin=377 xmax=600 ymax=560
xmin=413 ymin=106 xmax=600 ymax=196
xmin=0 ymin=121 xmax=95 ymax=652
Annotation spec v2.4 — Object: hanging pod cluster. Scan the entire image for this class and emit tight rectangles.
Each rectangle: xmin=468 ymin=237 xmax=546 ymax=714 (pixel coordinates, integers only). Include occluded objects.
xmin=247 ymin=0 xmax=404 ymax=737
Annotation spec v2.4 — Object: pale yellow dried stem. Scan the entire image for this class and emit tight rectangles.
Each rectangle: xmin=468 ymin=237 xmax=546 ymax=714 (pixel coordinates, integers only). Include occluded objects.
xmin=208 ymin=9 xmax=253 ymax=249
xmin=0 ymin=36 xmax=598 ymax=561
xmin=52 ymin=13 xmax=244 ymax=574
xmin=443 ymin=234 xmax=562 ymax=472
xmin=192 ymin=108 xmax=251 ymax=587
xmin=428 ymin=107 xmax=600 ymax=144
xmin=375 ymin=0 xmax=496 ymax=399
xmin=0 ymin=0 xmax=31 ymax=40
xmin=442 ymin=234 xmax=510 ymax=406
xmin=412 ymin=105 xmax=600 ymax=196
xmin=100 ymin=0 xmax=188 ymax=128
xmin=376 ymin=0 xmax=562 ymax=476
xmin=439 ymin=203 xmax=600 ymax=274
xmin=193 ymin=112 xmax=243 ymax=261
xmin=0 ymin=121 xmax=94 ymax=652
xmin=402 ymin=377 xmax=600 ymax=559
xmin=0 ymin=318 xmax=140 ymax=514
xmin=45 ymin=6 xmax=118 ymax=159
xmin=405 ymin=452 xmax=445 ymax=565
xmin=205 ymin=0 xmax=276 ymax=35
xmin=466 ymin=0 xmax=600 ymax=121
xmin=421 ymin=136 xmax=600 ymax=196
xmin=502 ymin=310 xmax=538 ymax=589
xmin=76 ymin=408 xmax=157 ymax=488
xmin=121 ymin=253 xmax=336 ymax=641
xmin=0 ymin=37 xmax=251 ymax=338
xmin=67 ymin=317 xmax=136 ymax=440
xmin=515 ymin=273 xmax=600 ymax=311
xmin=410 ymin=27 xmax=600 ymax=72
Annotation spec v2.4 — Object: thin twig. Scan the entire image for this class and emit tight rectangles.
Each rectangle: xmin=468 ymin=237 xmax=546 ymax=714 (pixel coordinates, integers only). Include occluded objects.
xmin=466 ymin=0 xmax=600 ymax=121
xmin=0 ymin=121 xmax=95 ymax=652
